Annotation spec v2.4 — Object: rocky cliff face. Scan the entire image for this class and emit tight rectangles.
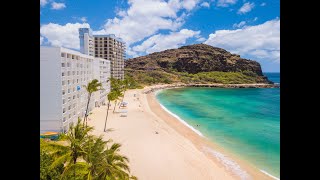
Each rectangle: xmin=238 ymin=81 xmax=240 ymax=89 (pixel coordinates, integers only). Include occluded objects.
xmin=125 ymin=44 xmax=264 ymax=76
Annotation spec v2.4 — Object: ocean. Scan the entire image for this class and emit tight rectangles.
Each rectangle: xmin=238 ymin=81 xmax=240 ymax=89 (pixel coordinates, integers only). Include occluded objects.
xmin=156 ymin=73 xmax=280 ymax=179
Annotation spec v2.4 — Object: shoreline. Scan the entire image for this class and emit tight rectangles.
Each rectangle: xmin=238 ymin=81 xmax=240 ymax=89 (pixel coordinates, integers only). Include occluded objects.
xmin=87 ymin=86 xmax=276 ymax=179
xmin=147 ymin=85 xmax=277 ymax=180
xmin=142 ymin=83 xmax=279 ymax=94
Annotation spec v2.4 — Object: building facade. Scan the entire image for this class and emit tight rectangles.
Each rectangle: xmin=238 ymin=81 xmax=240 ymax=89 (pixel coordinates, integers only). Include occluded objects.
xmin=40 ymin=47 xmax=110 ymax=133
xmin=79 ymin=28 xmax=94 ymax=56
xmin=93 ymin=58 xmax=111 ymax=107
xmin=79 ymin=28 xmax=126 ymax=80
xmin=94 ymin=35 xmax=125 ymax=80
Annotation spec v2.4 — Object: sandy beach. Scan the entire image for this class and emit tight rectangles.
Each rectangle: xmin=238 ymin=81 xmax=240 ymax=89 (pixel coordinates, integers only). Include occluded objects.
xmin=87 ymin=85 xmax=274 ymax=180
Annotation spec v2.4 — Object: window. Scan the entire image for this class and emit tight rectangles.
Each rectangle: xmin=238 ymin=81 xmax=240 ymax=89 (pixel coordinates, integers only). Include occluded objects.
xmin=62 ymin=72 xmax=65 ymax=76
xmin=68 ymin=97 xmax=71 ymax=101
xmin=73 ymin=87 xmax=75 ymax=92
xmin=63 ymin=99 xmax=65 ymax=104
xmin=73 ymin=80 xmax=75 ymax=84
xmin=77 ymin=79 xmax=79 ymax=83
xmin=62 ymin=81 xmax=65 ymax=85
xmin=67 ymin=80 xmax=70 ymax=85
xmin=73 ymin=71 xmax=75 ymax=75
xmin=68 ymin=105 xmax=71 ymax=110
xmin=62 ymin=90 xmax=65 ymax=95
xmin=73 ymin=95 xmax=75 ymax=99
xmin=63 ymin=117 xmax=66 ymax=122
xmin=67 ymin=54 xmax=71 ymax=58
xmin=67 ymin=71 xmax=70 ymax=76
xmin=61 ymin=63 xmax=65 ymax=67
xmin=67 ymin=63 xmax=70 ymax=67
xmin=61 ymin=53 xmax=65 ymax=57
xmin=77 ymin=71 xmax=79 ymax=75
xmin=63 ymin=108 xmax=66 ymax=113
xmin=68 ymin=89 xmax=71 ymax=93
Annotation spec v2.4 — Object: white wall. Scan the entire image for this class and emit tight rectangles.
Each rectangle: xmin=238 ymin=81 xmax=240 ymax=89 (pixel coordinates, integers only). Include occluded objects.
xmin=40 ymin=47 xmax=63 ymax=133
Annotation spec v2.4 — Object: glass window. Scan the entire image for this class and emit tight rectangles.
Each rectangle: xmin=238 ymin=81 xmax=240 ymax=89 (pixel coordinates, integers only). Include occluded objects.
xmin=68 ymin=105 xmax=71 ymax=110
xmin=73 ymin=95 xmax=75 ymax=99
xmin=67 ymin=63 xmax=70 ymax=67
xmin=68 ymin=89 xmax=70 ymax=93
xmin=62 ymin=90 xmax=65 ymax=95
xmin=62 ymin=72 xmax=65 ymax=76
xmin=61 ymin=63 xmax=65 ymax=67
xmin=62 ymin=81 xmax=65 ymax=85
xmin=63 ymin=99 xmax=65 ymax=104
xmin=63 ymin=108 xmax=66 ymax=113
xmin=61 ymin=53 xmax=65 ymax=57
xmin=63 ymin=117 xmax=66 ymax=122
xmin=68 ymin=80 xmax=70 ymax=85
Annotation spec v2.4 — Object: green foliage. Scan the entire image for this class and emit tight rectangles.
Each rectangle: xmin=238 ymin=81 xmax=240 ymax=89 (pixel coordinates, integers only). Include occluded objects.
xmin=40 ymin=118 xmax=136 ymax=179
xmin=40 ymin=141 xmax=64 ymax=180
xmin=84 ymin=79 xmax=103 ymax=94
xmin=125 ymin=69 xmax=267 ymax=85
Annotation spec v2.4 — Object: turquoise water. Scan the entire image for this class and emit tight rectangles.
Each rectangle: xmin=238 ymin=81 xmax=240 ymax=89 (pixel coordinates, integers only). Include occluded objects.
xmin=156 ymin=87 xmax=280 ymax=178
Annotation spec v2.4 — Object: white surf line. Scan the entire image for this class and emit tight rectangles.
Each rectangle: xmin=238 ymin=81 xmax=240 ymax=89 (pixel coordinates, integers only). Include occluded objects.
xmin=202 ymin=146 xmax=252 ymax=180
xmin=158 ymin=103 xmax=204 ymax=137
xmin=260 ymin=170 xmax=280 ymax=180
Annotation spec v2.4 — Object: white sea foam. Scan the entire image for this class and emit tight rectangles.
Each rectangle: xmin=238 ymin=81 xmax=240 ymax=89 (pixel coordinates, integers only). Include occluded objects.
xmin=260 ymin=170 xmax=280 ymax=180
xmin=202 ymin=146 xmax=251 ymax=180
xmin=158 ymin=103 xmax=204 ymax=137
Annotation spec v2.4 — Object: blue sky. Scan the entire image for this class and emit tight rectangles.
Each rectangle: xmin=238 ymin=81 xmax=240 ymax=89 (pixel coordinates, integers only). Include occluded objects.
xmin=40 ymin=0 xmax=280 ymax=72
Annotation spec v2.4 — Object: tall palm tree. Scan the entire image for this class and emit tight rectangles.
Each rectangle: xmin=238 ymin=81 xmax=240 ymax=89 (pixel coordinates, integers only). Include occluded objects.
xmin=104 ymin=91 xmax=117 ymax=132
xmin=47 ymin=118 xmax=93 ymax=179
xmin=84 ymin=79 xmax=103 ymax=126
xmin=109 ymin=78 xmax=123 ymax=113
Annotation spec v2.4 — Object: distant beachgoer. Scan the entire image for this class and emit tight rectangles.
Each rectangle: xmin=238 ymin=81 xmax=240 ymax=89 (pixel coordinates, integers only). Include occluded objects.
xmin=155 ymin=131 xmax=159 ymax=134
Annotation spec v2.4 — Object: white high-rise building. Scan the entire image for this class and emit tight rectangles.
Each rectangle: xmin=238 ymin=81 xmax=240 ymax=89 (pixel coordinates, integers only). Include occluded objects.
xmin=79 ymin=28 xmax=94 ymax=56
xmin=40 ymin=46 xmax=110 ymax=133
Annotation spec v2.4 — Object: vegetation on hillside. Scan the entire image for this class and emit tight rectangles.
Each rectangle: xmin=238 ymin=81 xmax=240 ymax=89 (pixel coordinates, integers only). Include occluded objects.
xmin=125 ymin=69 xmax=270 ymax=87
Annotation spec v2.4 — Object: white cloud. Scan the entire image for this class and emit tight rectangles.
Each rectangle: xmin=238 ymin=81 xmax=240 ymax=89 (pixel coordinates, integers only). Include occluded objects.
xmin=80 ymin=17 xmax=87 ymax=22
xmin=40 ymin=36 xmax=44 ymax=45
xmin=51 ymin=2 xmax=66 ymax=10
xmin=204 ymin=19 xmax=280 ymax=63
xmin=97 ymin=0 xmax=201 ymax=45
xmin=260 ymin=2 xmax=266 ymax=6
xmin=40 ymin=0 xmax=48 ymax=7
xmin=217 ymin=0 xmax=237 ymax=7
xmin=253 ymin=17 xmax=258 ymax=21
xmin=238 ymin=2 xmax=255 ymax=14
xmin=132 ymin=29 xmax=200 ymax=54
xmin=201 ymin=2 xmax=210 ymax=8
xmin=196 ymin=37 xmax=206 ymax=42
xmin=40 ymin=23 xmax=90 ymax=49
xmin=233 ymin=21 xmax=246 ymax=28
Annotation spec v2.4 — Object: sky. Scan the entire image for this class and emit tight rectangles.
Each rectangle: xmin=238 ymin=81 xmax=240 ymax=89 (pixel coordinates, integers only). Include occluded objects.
xmin=40 ymin=0 xmax=280 ymax=72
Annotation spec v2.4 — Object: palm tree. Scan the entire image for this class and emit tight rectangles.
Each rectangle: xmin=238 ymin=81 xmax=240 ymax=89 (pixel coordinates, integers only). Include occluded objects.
xmin=84 ymin=79 xmax=103 ymax=126
xmin=118 ymin=78 xmax=131 ymax=109
xmin=109 ymin=78 xmax=123 ymax=113
xmin=97 ymin=143 xmax=137 ymax=180
xmin=47 ymin=118 xmax=93 ymax=179
xmin=104 ymin=91 xmax=117 ymax=132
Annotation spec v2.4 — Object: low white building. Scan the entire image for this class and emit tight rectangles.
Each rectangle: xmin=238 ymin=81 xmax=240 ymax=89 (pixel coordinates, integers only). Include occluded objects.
xmin=93 ymin=58 xmax=111 ymax=107
xmin=40 ymin=46 xmax=110 ymax=133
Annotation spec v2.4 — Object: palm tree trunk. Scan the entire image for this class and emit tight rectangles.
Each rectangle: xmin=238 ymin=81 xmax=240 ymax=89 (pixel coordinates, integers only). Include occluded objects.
xmin=113 ymin=100 xmax=117 ymax=113
xmin=104 ymin=100 xmax=110 ymax=132
xmin=84 ymin=93 xmax=91 ymax=126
